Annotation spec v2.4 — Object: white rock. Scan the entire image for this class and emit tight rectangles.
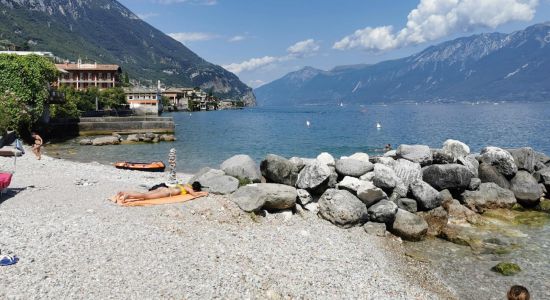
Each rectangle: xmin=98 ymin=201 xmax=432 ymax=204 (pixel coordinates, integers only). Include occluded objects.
xmin=316 ymin=152 xmax=335 ymax=167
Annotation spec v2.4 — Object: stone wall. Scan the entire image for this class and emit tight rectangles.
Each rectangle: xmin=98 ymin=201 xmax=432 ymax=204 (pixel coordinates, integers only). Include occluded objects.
xmin=78 ymin=116 xmax=175 ymax=136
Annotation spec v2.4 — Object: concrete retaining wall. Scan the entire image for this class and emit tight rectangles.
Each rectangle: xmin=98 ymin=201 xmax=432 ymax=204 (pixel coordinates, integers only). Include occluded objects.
xmin=79 ymin=116 xmax=175 ymax=135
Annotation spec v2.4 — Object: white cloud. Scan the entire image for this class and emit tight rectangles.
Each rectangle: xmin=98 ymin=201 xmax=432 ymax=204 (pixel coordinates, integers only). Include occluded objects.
xmin=136 ymin=12 xmax=159 ymax=20
xmin=287 ymin=39 xmax=320 ymax=57
xmin=168 ymin=32 xmax=218 ymax=43
xmin=223 ymin=56 xmax=279 ymax=74
xmin=228 ymin=35 xmax=246 ymax=42
xmin=223 ymin=39 xmax=320 ymax=74
xmin=334 ymin=0 xmax=539 ymax=51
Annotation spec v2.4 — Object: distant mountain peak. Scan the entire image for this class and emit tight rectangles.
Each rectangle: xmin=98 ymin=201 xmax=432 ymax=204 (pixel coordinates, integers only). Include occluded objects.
xmin=256 ymin=22 xmax=550 ymax=106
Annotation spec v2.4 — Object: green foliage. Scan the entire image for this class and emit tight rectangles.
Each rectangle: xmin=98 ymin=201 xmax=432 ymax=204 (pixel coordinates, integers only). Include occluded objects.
xmin=49 ymin=86 xmax=127 ymax=119
xmin=0 ymin=54 xmax=58 ymax=134
xmin=161 ymin=95 xmax=170 ymax=107
xmin=123 ymin=72 xmax=130 ymax=86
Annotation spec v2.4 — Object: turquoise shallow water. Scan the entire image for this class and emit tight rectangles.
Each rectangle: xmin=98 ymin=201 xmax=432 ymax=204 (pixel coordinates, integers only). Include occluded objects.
xmin=48 ymin=102 xmax=550 ymax=173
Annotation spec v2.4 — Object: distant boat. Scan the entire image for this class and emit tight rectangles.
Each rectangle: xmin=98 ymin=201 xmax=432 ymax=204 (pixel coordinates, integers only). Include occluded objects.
xmin=339 ymin=101 xmax=344 ymax=107
xmin=376 ymin=122 xmax=382 ymax=129
xmin=306 ymin=120 xmax=311 ymax=127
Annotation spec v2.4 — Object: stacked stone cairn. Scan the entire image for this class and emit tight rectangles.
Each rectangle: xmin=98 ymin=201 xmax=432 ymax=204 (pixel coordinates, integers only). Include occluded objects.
xmin=191 ymin=140 xmax=550 ymax=242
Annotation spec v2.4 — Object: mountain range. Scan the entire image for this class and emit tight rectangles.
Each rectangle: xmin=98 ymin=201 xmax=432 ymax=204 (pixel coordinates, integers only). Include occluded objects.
xmin=255 ymin=22 xmax=550 ymax=106
xmin=0 ymin=0 xmax=255 ymax=104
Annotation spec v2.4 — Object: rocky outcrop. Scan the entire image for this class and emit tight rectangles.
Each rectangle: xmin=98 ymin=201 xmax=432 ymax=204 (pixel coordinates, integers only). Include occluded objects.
xmin=367 ymin=200 xmax=398 ymax=223
xmin=296 ymin=189 xmax=313 ymax=206
xmin=397 ymin=198 xmax=418 ymax=213
xmin=318 ymin=189 xmax=369 ymax=228
xmin=462 ymin=183 xmax=517 ymax=213
xmin=92 ymin=136 xmax=120 ymax=146
xmin=231 ymin=183 xmax=297 ymax=212
xmin=417 ymin=207 xmax=448 ymax=236
xmin=200 ymin=175 xmax=239 ymax=195
xmin=260 ymin=154 xmax=299 ymax=186
xmin=221 ymin=154 xmax=261 ymax=183
xmin=510 ymin=171 xmax=542 ymax=206
xmin=316 ymin=152 xmax=335 ymax=166
xmin=507 ymin=147 xmax=536 ymax=173
xmin=356 ymin=181 xmax=388 ymax=207
xmin=442 ymin=199 xmax=483 ymax=225
xmin=458 ymin=154 xmax=479 ymax=177
xmin=336 ymin=176 xmax=366 ymax=194
xmin=389 ymin=209 xmax=429 ymax=241
xmin=432 ymin=149 xmax=454 ymax=164
xmin=410 ymin=180 xmax=442 ymax=211
xmin=478 ymin=163 xmax=510 ymax=189
xmin=296 ymin=161 xmax=332 ymax=194
xmin=392 ymin=159 xmax=422 ymax=188
xmin=396 ymin=144 xmax=433 ymax=165
xmin=442 ymin=139 xmax=470 ymax=161
xmin=373 ymin=163 xmax=400 ymax=189
xmin=335 ymin=158 xmax=373 ymax=177
xmin=348 ymin=152 xmax=370 ymax=163
xmin=479 ymin=147 xmax=518 ymax=177
xmin=422 ymin=164 xmax=473 ymax=191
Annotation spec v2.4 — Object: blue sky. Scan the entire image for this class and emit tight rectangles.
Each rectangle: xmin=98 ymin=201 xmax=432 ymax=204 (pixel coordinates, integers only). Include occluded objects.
xmin=119 ymin=0 xmax=550 ymax=88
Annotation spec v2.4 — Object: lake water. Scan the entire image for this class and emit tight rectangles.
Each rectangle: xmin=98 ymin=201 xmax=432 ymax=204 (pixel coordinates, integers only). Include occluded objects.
xmin=46 ymin=102 xmax=550 ymax=298
xmin=47 ymin=102 xmax=550 ymax=173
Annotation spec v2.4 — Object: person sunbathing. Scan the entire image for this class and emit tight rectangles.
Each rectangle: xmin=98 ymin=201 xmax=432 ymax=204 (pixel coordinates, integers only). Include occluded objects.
xmin=114 ymin=181 xmax=208 ymax=204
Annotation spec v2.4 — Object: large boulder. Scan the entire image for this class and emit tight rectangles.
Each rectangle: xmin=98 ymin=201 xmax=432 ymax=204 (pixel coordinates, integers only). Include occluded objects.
xmin=79 ymin=138 xmax=93 ymax=145
xmin=221 ymin=154 xmax=261 ymax=183
xmin=337 ymin=176 xmax=366 ymax=194
xmin=432 ymin=149 xmax=454 ymax=164
xmin=416 ymin=207 xmax=448 ymax=236
xmin=507 ymin=147 xmax=536 ymax=173
xmin=296 ymin=161 xmax=332 ymax=194
xmin=367 ymin=200 xmax=398 ymax=223
xmin=392 ymin=159 xmax=422 ymax=188
xmin=389 ymin=209 xmax=429 ymax=241
xmin=356 ymin=181 xmax=388 ymax=207
xmin=397 ymin=198 xmax=418 ymax=213
xmin=410 ymin=180 xmax=442 ymax=211
xmin=461 ymin=183 xmax=517 ymax=213
xmin=510 ymin=171 xmax=543 ymax=206
xmin=442 ymin=199 xmax=483 ymax=225
xmin=422 ymin=164 xmax=473 ymax=191
xmin=200 ymin=175 xmax=239 ymax=195
xmin=348 ymin=152 xmax=370 ymax=163
xmin=231 ymin=183 xmax=297 ymax=212
xmin=535 ymin=151 xmax=550 ymax=165
xmin=458 ymin=154 xmax=479 ymax=178
xmin=442 ymin=139 xmax=470 ymax=161
xmin=479 ymin=147 xmax=518 ymax=177
xmin=533 ymin=168 xmax=550 ymax=183
xmin=478 ymin=163 xmax=510 ymax=189
xmin=318 ymin=189 xmax=369 ymax=228
xmin=372 ymin=163 xmax=400 ymax=189
xmin=396 ymin=144 xmax=433 ymax=166
xmin=92 ymin=136 xmax=120 ymax=146
xmin=189 ymin=168 xmax=225 ymax=184
xmin=296 ymin=189 xmax=313 ymax=205
xmin=260 ymin=154 xmax=299 ymax=186
xmin=288 ymin=157 xmax=315 ymax=171
xmin=335 ymin=158 xmax=373 ymax=177
xmin=316 ymin=152 xmax=335 ymax=166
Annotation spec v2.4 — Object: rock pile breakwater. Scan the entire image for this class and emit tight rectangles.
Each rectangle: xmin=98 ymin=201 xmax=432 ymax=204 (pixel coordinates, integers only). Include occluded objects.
xmin=192 ymin=140 xmax=550 ymax=243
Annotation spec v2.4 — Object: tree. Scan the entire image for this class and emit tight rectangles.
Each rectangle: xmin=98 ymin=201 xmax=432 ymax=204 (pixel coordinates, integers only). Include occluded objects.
xmin=100 ymin=87 xmax=126 ymax=109
xmin=123 ymin=72 xmax=130 ymax=87
xmin=0 ymin=54 xmax=58 ymax=134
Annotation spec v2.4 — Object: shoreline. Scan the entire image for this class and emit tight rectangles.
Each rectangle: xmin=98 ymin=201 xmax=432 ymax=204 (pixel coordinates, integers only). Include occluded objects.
xmin=0 ymin=152 xmax=456 ymax=299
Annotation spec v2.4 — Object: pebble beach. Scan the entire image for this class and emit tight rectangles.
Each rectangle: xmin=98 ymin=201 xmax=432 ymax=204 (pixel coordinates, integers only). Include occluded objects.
xmin=0 ymin=151 xmax=456 ymax=299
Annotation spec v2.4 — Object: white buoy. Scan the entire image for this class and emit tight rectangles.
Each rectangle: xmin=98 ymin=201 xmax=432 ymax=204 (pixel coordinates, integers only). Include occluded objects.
xmin=306 ymin=120 xmax=311 ymax=128
xmin=376 ymin=122 xmax=382 ymax=129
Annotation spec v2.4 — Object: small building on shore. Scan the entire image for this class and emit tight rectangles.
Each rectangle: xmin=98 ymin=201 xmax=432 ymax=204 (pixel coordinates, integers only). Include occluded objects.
xmin=124 ymin=87 xmax=163 ymax=115
xmin=55 ymin=59 xmax=121 ymax=90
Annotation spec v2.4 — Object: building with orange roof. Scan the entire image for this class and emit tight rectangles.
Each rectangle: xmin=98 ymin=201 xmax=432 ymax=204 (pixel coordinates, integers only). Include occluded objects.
xmin=55 ymin=59 xmax=121 ymax=90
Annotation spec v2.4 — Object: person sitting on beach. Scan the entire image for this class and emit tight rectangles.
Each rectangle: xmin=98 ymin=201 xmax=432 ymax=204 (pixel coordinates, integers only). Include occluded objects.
xmin=384 ymin=144 xmax=392 ymax=152
xmin=31 ymin=132 xmax=43 ymax=160
xmin=115 ymin=181 xmax=208 ymax=204
xmin=507 ymin=285 xmax=530 ymax=300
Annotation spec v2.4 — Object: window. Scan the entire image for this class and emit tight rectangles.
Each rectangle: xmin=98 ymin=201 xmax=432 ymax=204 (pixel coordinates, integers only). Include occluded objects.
xmin=99 ymin=72 xmax=103 ymax=80
xmin=107 ymin=73 xmax=111 ymax=79
xmin=128 ymin=96 xmax=133 ymax=100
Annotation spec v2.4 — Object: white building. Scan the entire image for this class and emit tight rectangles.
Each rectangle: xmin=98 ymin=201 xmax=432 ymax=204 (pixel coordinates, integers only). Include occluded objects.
xmin=124 ymin=87 xmax=163 ymax=115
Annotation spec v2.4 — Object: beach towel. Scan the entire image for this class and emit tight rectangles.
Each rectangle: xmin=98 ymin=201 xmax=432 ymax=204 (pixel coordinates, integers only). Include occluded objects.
xmin=111 ymin=193 xmax=205 ymax=207
xmin=0 ymin=173 xmax=12 ymax=190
